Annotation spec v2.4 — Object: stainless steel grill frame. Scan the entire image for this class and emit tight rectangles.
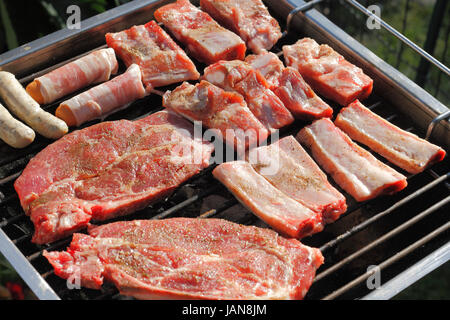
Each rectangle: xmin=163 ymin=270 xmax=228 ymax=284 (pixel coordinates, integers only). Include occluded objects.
xmin=0 ymin=0 xmax=448 ymax=300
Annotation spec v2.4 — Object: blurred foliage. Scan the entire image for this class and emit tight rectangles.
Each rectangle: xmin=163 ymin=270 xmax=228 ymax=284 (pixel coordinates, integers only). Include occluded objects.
xmin=320 ymin=0 xmax=449 ymax=107
xmin=0 ymin=0 xmax=132 ymax=52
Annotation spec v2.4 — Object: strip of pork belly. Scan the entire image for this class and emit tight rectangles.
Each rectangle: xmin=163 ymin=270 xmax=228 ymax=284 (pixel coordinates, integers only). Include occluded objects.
xmin=283 ymin=38 xmax=373 ymax=106
xmin=14 ymin=111 xmax=214 ymax=244
xmin=105 ymin=21 xmax=200 ymax=88
xmin=200 ymin=0 xmax=282 ymax=53
xmin=202 ymin=60 xmax=294 ymax=131
xmin=247 ymin=136 xmax=347 ymax=224
xmin=335 ymin=100 xmax=446 ymax=174
xmin=55 ymin=64 xmax=146 ymax=127
xmin=43 ymin=218 xmax=324 ymax=300
xmin=26 ymin=48 xmax=118 ymax=105
xmin=246 ymin=51 xmax=333 ymax=120
xmin=213 ymin=161 xmax=322 ymax=239
xmin=163 ymin=81 xmax=269 ymax=151
xmin=297 ymin=118 xmax=407 ymax=202
xmin=154 ymin=0 xmax=246 ymax=65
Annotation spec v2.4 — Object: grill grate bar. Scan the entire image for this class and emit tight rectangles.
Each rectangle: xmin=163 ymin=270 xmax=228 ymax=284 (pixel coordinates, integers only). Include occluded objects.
xmin=150 ymin=183 xmax=221 ymax=220
xmin=315 ymin=194 xmax=450 ymax=284
xmin=322 ymin=219 xmax=450 ymax=300
xmin=319 ymin=172 xmax=450 ymax=253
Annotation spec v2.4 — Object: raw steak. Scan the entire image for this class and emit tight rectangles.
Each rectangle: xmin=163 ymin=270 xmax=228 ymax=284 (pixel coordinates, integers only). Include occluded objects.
xmin=335 ymin=100 xmax=446 ymax=174
xmin=154 ymin=0 xmax=246 ymax=64
xmin=297 ymin=118 xmax=407 ymax=202
xmin=44 ymin=218 xmax=324 ymax=299
xmin=14 ymin=111 xmax=214 ymax=244
xmin=162 ymin=80 xmax=269 ymax=151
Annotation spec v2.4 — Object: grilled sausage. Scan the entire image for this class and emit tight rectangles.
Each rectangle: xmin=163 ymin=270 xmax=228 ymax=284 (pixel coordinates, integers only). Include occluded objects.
xmin=0 ymin=102 xmax=35 ymax=148
xmin=0 ymin=71 xmax=68 ymax=139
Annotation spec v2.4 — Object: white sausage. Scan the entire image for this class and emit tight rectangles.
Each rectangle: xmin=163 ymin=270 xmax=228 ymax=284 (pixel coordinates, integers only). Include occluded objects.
xmin=0 ymin=102 xmax=35 ymax=148
xmin=0 ymin=71 xmax=68 ymax=139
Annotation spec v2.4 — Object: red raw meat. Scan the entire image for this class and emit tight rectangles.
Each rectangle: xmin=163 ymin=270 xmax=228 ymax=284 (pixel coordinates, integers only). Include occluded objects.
xmin=163 ymin=80 xmax=269 ymax=151
xmin=105 ymin=21 xmax=199 ymax=88
xmin=43 ymin=218 xmax=324 ymax=300
xmin=26 ymin=48 xmax=118 ymax=105
xmin=14 ymin=111 xmax=214 ymax=244
xmin=273 ymin=67 xmax=333 ymax=120
xmin=55 ymin=64 xmax=146 ymax=127
xmin=246 ymin=51 xmax=333 ymax=120
xmin=247 ymin=136 xmax=347 ymax=225
xmin=297 ymin=118 xmax=407 ymax=202
xmin=200 ymin=0 xmax=282 ymax=53
xmin=154 ymin=0 xmax=246 ymax=64
xmin=245 ymin=50 xmax=284 ymax=90
xmin=283 ymin=38 xmax=373 ymax=106
xmin=202 ymin=60 xmax=294 ymax=131
xmin=213 ymin=161 xmax=321 ymax=239
xmin=335 ymin=100 xmax=446 ymax=174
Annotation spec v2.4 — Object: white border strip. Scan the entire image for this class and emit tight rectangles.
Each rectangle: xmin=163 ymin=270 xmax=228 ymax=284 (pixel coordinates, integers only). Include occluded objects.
xmin=361 ymin=241 xmax=450 ymax=300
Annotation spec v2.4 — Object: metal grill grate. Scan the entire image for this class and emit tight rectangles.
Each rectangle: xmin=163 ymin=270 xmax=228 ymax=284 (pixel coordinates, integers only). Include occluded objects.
xmin=0 ymin=0 xmax=449 ymax=300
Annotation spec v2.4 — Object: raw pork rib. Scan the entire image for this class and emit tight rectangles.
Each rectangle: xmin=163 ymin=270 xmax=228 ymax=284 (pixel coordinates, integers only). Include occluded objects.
xmin=335 ymin=100 xmax=446 ymax=174
xmin=297 ymin=118 xmax=407 ymax=202
xmin=283 ymin=38 xmax=373 ymax=106
xmin=202 ymin=60 xmax=294 ymax=131
xmin=105 ymin=21 xmax=199 ymax=88
xmin=247 ymin=136 xmax=347 ymax=225
xmin=14 ymin=111 xmax=214 ymax=244
xmin=26 ymin=48 xmax=118 ymax=104
xmin=200 ymin=0 xmax=282 ymax=53
xmin=43 ymin=218 xmax=324 ymax=300
xmin=213 ymin=161 xmax=321 ymax=239
xmin=245 ymin=50 xmax=284 ymax=90
xmin=163 ymin=80 xmax=269 ymax=150
xmin=246 ymin=51 xmax=333 ymax=119
xmin=154 ymin=0 xmax=246 ymax=64
xmin=55 ymin=64 xmax=146 ymax=127
xmin=273 ymin=67 xmax=333 ymax=120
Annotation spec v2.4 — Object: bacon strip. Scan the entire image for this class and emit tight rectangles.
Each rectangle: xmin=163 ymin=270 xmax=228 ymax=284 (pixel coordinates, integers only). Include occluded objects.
xmin=106 ymin=21 xmax=199 ymax=88
xmin=335 ymin=100 xmax=446 ymax=174
xmin=163 ymin=80 xmax=269 ymax=151
xmin=297 ymin=118 xmax=407 ymax=202
xmin=55 ymin=64 xmax=146 ymax=127
xmin=247 ymin=136 xmax=347 ymax=224
xmin=26 ymin=48 xmax=118 ymax=104
xmin=246 ymin=51 xmax=333 ymax=120
xmin=202 ymin=60 xmax=294 ymax=131
xmin=200 ymin=0 xmax=282 ymax=53
xmin=213 ymin=161 xmax=321 ymax=239
xmin=283 ymin=38 xmax=373 ymax=106
xmin=154 ymin=0 xmax=246 ymax=64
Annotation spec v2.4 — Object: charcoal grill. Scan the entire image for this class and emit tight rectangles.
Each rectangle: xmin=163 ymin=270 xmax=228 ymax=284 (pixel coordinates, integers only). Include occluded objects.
xmin=0 ymin=0 xmax=448 ymax=300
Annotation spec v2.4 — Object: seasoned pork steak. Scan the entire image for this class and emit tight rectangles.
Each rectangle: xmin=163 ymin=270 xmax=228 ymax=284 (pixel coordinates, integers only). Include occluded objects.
xmin=44 ymin=218 xmax=324 ymax=300
xmin=14 ymin=111 xmax=214 ymax=244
